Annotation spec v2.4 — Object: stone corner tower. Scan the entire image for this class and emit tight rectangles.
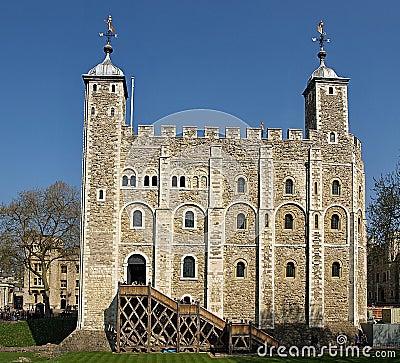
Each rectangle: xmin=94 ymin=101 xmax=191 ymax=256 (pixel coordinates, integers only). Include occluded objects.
xmin=303 ymin=47 xmax=350 ymax=140
xmin=78 ymin=36 xmax=128 ymax=332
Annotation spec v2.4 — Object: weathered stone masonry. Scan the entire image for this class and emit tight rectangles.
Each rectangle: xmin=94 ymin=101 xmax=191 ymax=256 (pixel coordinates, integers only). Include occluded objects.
xmin=77 ymin=43 xmax=367 ymax=345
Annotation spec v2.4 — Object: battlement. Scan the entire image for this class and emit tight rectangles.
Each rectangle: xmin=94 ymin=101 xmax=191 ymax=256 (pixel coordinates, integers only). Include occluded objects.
xmin=137 ymin=125 xmax=306 ymax=141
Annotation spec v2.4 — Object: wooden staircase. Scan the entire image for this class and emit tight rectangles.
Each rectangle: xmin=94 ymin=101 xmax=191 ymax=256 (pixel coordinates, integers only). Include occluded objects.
xmin=117 ymin=284 xmax=278 ymax=353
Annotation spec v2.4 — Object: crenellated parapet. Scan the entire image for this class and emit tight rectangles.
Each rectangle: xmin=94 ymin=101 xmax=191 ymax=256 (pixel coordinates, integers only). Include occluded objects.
xmin=136 ymin=125 xmax=307 ymax=141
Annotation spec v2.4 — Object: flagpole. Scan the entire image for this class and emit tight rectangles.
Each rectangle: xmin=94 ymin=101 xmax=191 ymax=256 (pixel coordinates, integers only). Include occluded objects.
xmin=130 ymin=76 xmax=135 ymax=135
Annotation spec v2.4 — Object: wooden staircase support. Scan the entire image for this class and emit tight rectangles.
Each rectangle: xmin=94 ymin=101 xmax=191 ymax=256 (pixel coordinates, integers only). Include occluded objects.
xmin=117 ymin=283 xmax=278 ymax=353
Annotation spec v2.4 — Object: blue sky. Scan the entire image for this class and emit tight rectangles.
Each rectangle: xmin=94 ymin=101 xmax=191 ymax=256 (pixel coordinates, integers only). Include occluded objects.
xmin=1 ymin=0 xmax=399 ymax=205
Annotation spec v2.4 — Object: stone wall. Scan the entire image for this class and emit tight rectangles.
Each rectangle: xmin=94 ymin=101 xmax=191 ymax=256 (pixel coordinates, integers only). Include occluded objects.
xmin=79 ymin=54 xmax=367 ymax=344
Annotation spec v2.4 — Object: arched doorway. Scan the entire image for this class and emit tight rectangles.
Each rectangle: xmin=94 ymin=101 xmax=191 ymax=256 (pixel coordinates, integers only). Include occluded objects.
xmin=127 ymin=254 xmax=146 ymax=285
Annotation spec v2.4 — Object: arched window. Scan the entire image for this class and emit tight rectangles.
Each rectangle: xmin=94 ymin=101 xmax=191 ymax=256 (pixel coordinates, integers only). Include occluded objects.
xmin=284 ymin=214 xmax=293 ymax=230
xmin=152 ymin=176 xmax=158 ymax=186
xmin=358 ymin=217 xmax=361 ymax=233
xmin=330 ymin=132 xmax=336 ymax=143
xmin=93 ymin=84 xmax=97 ymax=92
xmin=91 ymin=107 xmax=95 ymax=116
xmin=314 ymin=214 xmax=319 ymax=229
xmin=237 ymin=177 xmax=246 ymax=193
xmin=172 ymin=176 xmax=178 ymax=187
xmin=236 ymin=261 xmax=246 ymax=278
xmin=122 ymin=175 xmax=129 ymax=186
xmin=286 ymin=262 xmax=295 ymax=278
xmin=328 ymin=86 xmax=334 ymax=95
xmin=332 ymin=262 xmax=341 ymax=277
xmin=179 ymin=176 xmax=185 ymax=188
xmin=111 ymin=84 xmax=116 ymax=93
xmin=331 ymin=214 xmax=340 ymax=229
xmin=182 ymin=256 xmax=195 ymax=278
xmin=285 ymin=179 xmax=294 ymax=194
xmin=201 ymin=176 xmax=207 ymax=188
xmin=192 ymin=176 xmax=199 ymax=188
xmin=130 ymin=175 xmax=136 ymax=187
xmin=332 ymin=180 xmax=340 ymax=195
xmin=184 ymin=211 xmax=194 ymax=228
xmin=110 ymin=107 xmax=115 ymax=117
xmin=144 ymin=175 xmax=150 ymax=187
xmin=237 ymin=213 xmax=246 ymax=230
xmin=265 ymin=213 xmax=269 ymax=227
xmin=132 ymin=210 xmax=143 ymax=228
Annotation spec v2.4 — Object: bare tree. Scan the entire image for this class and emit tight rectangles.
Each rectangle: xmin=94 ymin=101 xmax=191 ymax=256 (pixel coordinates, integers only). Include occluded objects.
xmin=0 ymin=181 xmax=80 ymax=317
xmin=368 ymin=161 xmax=400 ymax=252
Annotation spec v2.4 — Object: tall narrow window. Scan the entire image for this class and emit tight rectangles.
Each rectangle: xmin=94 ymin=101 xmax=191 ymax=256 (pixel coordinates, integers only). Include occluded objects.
xmin=192 ymin=176 xmax=199 ymax=188
xmin=314 ymin=214 xmax=319 ymax=229
xmin=110 ymin=107 xmax=115 ymax=117
xmin=286 ymin=262 xmax=295 ymax=278
xmin=122 ymin=175 xmax=129 ymax=186
xmin=133 ymin=210 xmax=143 ymax=228
xmin=265 ymin=213 xmax=269 ymax=227
xmin=152 ymin=175 xmax=158 ymax=186
xmin=130 ymin=175 xmax=136 ymax=187
xmin=91 ymin=107 xmax=95 ymax=116
xmin=98 ymin=189 xmax=105 ymax=201
xmin=314 ymin=182 xmax=318 ymax=195
xmin=93 ymin=84 xmax=97 ymax=92
xmin=328 ymin=86 xmax=334 ymax=95
xmin=330 ymin=132 xmax=336 ymax=143
xmin=179 ymin=176 xmax=185 ymax=188
xmin=184 ymin=211 xmax=194 ymax=228
xmin=332 ymin=180 xmax=340 ymax=195
xmin=237 ymin=213 xmax=246 ymax=230
xmin=284 ymin=214 xmax=293 ymax=229
xmin=144 ymin=175 xmax=150 ymax=187
xmin=111 ymin=84 xmax=116 ymax=92
xmin=331 ymin=214 xmax=340 ymax=229
xmin=236 ymin=262 xmax=246 ymax=278
xmin=182 ymin=256 xmax=195 ymax=278
xmin=237 ymin=177 xmax=246 ymax=193
xmin=172 ymin=176 xmax=177 ymax=187
xmin=285 ymin=179 xmax=294 ymax=194
xmin=332 ymin=262 xmax=341 ymax=277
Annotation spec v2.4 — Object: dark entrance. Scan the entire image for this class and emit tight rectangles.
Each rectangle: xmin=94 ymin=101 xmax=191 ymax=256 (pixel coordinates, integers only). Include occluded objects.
xmin=127 ymin=254 xmax=146 ymax=285
xmin=60 ymin=299 xmax=67 ymax=309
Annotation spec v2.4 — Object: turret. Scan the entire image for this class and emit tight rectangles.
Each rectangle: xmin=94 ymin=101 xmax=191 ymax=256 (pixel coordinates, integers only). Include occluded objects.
xmin=303 ymin=22 xmax=350 ymax=141
xmin=79 ymin=16 xmax=127 ymax=331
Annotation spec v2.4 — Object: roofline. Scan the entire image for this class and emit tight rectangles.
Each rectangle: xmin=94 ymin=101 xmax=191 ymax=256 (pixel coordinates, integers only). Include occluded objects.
xmin=302 ymin=77 xmax=350 ymax=96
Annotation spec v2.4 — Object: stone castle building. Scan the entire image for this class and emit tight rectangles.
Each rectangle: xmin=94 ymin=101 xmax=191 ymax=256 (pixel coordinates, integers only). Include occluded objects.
xmin=77 ymin=25 xmax=367 ymax=346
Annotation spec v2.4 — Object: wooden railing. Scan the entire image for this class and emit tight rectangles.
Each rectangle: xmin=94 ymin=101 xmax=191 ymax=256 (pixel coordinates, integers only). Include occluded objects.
xmin=117 ymin=284 xmax=278 ymax=353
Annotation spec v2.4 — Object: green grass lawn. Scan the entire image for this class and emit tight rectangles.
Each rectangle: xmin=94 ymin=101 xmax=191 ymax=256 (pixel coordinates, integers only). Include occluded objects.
xmin=0 ymin=317 xmax=76 ymax=347
xmin=0 ymin=352 xmax=399 ymax=363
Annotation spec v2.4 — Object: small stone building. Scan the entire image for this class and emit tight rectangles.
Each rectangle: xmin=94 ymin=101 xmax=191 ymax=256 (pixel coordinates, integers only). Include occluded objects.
xmin=23 ymin=251 xmax=80 ymax=312
xmin=77 ymin=33 xmax=367 ymax=346
xmin=367 ymin=239 xmax=399 ymax=305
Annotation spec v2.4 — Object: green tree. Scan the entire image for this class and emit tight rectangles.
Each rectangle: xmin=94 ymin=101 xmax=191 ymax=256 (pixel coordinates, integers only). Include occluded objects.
xmin=0 ymin=181 xmax=80 ymax=317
